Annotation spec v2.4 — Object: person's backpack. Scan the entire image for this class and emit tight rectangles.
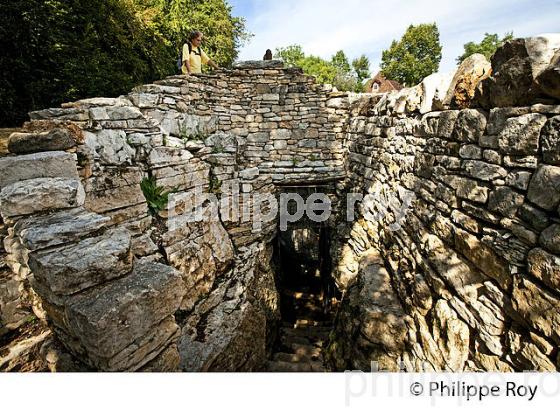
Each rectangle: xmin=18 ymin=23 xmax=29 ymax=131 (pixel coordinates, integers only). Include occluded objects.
xmin=177 ymin=42 xmax=203 ymax=72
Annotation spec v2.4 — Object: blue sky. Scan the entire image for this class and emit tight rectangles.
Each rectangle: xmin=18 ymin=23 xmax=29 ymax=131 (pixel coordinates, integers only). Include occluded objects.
xmin=228 ymin=0 xmax=560 ymax=75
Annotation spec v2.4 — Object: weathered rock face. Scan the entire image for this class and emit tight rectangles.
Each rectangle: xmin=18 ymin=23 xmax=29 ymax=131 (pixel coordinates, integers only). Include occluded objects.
xmin=329 ymin=249 xmax=407 ymax=371
xmin=474 ymin=35 xmax=560 ymax=108
xmin=334 ymin=45 xmax=560 ymax=370
xmin=8 ymin=128 xmax=78 ymax=154
xmin=445 ymin=53 xmax=492 ymax=109
xmin=178 ymin=243 xmax=277 ymax=371
xmin=419 ymin=72 xmax=454 ymax=113
xmin=536 ymin=49 xmax=560 ymax=99
xmin=0 ymin=178 xmax=85 ymax=218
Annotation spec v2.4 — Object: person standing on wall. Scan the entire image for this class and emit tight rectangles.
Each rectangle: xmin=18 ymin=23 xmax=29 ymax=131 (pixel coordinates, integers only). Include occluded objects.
xmin=182 ymin=31 xmax=219 ymax=75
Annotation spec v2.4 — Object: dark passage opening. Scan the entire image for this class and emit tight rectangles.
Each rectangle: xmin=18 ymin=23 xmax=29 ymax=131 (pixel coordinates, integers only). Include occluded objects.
xmin=266 ymin=186 xmax=341 ymax=371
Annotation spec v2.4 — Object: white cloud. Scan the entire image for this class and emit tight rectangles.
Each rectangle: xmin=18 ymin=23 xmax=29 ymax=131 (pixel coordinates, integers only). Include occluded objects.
xmin=234 ymin=0 xmax=560 ymax=74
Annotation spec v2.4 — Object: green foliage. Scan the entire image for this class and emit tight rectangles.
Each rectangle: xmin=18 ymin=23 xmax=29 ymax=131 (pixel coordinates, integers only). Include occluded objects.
xmin=179 ymin=124 xmax=204 ymax=141
xmin=274 ymin=45 xmax=305 ymax=68
xmin=274 ymin=46 xmax=370 ymax=92
xmin=352 ymin=55 xmax=371 ymax=84
xmin=132 ymin=0 xmax=252 ymax=67
xmin=140 ymin=176 xmax=175 ymax=214
xmin=208 ymin=175 xmax=222 ymax=194
xmin=380 ymin=23 xmax=442 ymax=86
xmin=331 ymin=50 xmax=351 ymax=73
xmin=0 ymin=0 xmax=249 ymax=127
xmin=0 ymin=0 xmax=173 ymax=127
xmin=457 ymin=32 xmax=514 ymax=63
xmin=298 ymin=55 xmax=339 ymax=85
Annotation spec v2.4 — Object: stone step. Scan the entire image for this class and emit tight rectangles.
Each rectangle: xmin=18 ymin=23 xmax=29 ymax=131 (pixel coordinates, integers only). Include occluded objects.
xmin=295 ymin=318 xmax=332 ymax=328
xmin=290 ymin=343 xmax=322 ymax=359
xmin=280 ymin=334 xmax=310 ymax=347
xmin=281 ymin=326 xmax=331 ymax=341
xmin=265 ymin=360 xmax=327 ymax=372
xmin=273 ymin=352 xmax=311 ymax=364
xmin=282 ymin=289 xmax=323 ymax=301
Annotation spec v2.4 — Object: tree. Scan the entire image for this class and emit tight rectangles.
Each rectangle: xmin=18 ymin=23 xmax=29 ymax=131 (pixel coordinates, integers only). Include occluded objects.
xmin=274 ymin=45 xmax=305 ymax=67
xmin=380 ymin=23 xmax=442 ymax=86
xmin=0 ymin=0 xmax=250 ymax=127
xmin=331 ymin=50 xmax=351 ymax=73
xmin=133 ymin=0 xmax=252 ymax=67
xmin=298 ymin=56 xmax=338 ymax=85
xmin=275 ymin=46 xmax=369 ymax=92
xmin=457 ymin=32 xmax=514 ymax=63
xmin=352 ymin=55 xmax=371 ymax=85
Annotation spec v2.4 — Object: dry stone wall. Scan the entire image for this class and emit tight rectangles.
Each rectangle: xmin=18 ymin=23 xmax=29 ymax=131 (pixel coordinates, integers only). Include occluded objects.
xmin=0 ymin=61 xmax=346 ymax=370
xmin=1 ymin=35 xmax=559 ymax=372
xmin=329 ymin=42 xmax=560 ymax=370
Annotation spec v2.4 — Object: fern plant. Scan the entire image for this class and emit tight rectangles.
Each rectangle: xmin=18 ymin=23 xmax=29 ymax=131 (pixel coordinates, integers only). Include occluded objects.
xmin=140 ymin=176 xmax=175 ymax=214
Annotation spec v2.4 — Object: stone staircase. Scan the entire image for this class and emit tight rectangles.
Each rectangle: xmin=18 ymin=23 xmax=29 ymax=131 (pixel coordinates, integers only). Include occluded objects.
xmin=266 ymin=287 xmax=335 ymax=372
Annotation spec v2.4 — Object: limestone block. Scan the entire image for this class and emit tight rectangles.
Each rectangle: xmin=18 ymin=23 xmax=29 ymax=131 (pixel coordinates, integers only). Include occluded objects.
xmin=29 ymin=228 xmax=132 ymax=297
xmin=487 ymin=187 xmax=525 ymax=217
xmin=458 ymin=144 xmax=482 ymax=159
xmin=239 ymin=167 xmax=259 ymax=180
xmin=445 ymin=54 xmax=492 ymax=109
xmin=84 ymin=130 xmax=134 ymax=165
xmin=419 ymin=72 xmax=454 ymax=113
xmin=147 ymin=146 xmax=193 ymax=168
xmin=64 ymin=96 xmax=133 ymax=108
xmin=518 ymin=203 xmax=550 ymax=231
xmin=497 ymin=113 xmax=547 ymax=155
xmin=437 ymin=110 xmax=460 ymax=139
xmin=527 ymin=248 xmax=560 ymax=289
xmin=85 ymin=183 xmax=146 ymax=214
xmin=527 ymin=165 xmax=560 ymax=211
xmin=503 ymin=155 xmax=538 ymax=169
xmin=0 ymin=178 xmax=85 ymax=218
xmin=8 ymin=128 xmax=78 ymax=154
xmin=474 ymin=35 xmax=560 ymax=108
xmin=483 ymin=149 xmax=501 ymax=164
xmin=179 ymin=294 xmax=266 ymax=372
xmin=131 ymin=233 xmax=159 ymax=257
xmin=233 ymin=60 xmax=283 ymax=69
xmin=91 ymin=106 xmax=143 ymax=121
xmin=505 ymin=171 xmax=532 ymax=190
xmin=247 ymin=132 xmax=270 ymax=143
xmin=541 ymin=116 xmax=560 ymax=165
xmin=454 ymin=228 xmax=511 ymax=288
xmin=0 ymin=151 xmax=78 ymax=190
xmin=152 ymin=162 xmax=209 ymax=191
xmin=431 ymin=299 xmax=470 ymax=371
xmin=83 ymin=167 xmax=144 ymax=192
xmin=535 ymin=49 xmax=560 ymax=100
xmin=462 ymin=160 xmax=507 ymax=181
xmin=512 ymin=275 xmax=560 ymax=343
xmin=13 ymin=207 xmax=110 ymax=251
xmin=539 ymin=224 xmax=560 ymax=254
xmin=63 ymin=260 xmax=185 ymax=368
xmin=451 ymin=109 xmax=487 ymax=142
